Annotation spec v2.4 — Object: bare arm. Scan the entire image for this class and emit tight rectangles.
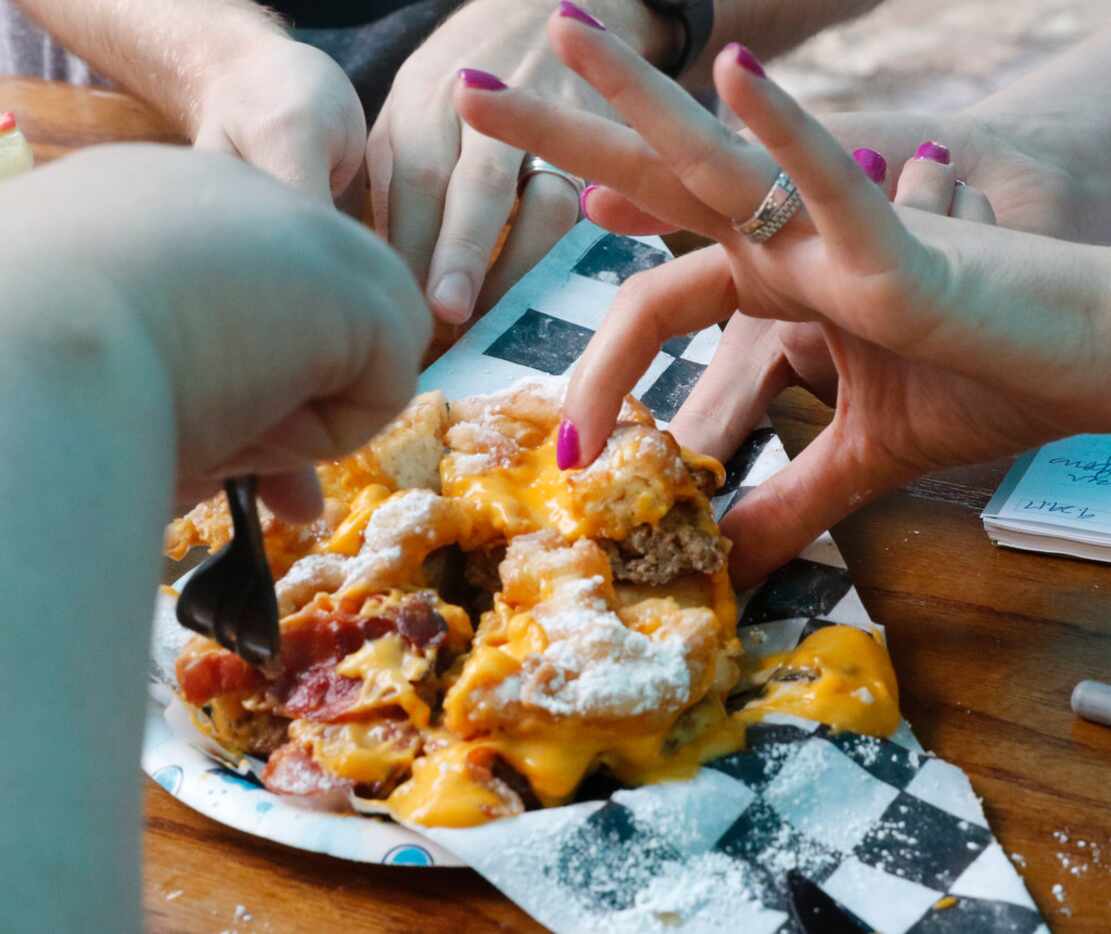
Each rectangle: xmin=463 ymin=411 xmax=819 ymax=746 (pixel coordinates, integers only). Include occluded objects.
xmin=0 ymin=144 xmax=429 ymax=930
xmin=13 ymin=0 xmax=282 ymax=132
xmin=962 ymin=24 xmax=1111 ymax=242
xmin=1 ymin=264 xmax=172 ymax=934
xmin=817 ymin=22 xmax=1111 ymax=245
xmin=685 ymin=0 xmax=884 ymax=86
xmin=14 ymin=0 xmax=367 ymax=202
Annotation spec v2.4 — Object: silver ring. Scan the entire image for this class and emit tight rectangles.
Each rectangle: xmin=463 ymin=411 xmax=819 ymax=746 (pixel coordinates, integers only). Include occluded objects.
xmin=518 ymin=154 xmax=586 ymax=203
xmin=732 ymin=170 xmax=801 ymax=244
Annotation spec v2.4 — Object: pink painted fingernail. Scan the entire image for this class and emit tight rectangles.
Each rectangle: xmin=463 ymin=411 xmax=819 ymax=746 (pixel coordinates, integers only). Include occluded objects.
xmin=457 ymin=68 xmax=508 ymax=91
xmin=852 ymin=148 xmax=887 ymax=185
xmin=0 ymin=112 xmax=16 ymax=133
xmin=580 ymin=183 xmax=599 ymax=220
xmin=726 ymin=42 xmax=766 ymax=78
xmin=556 ymin=419 xmax=581 ymax=470
xmin=558 ymin=1 xmax=606 ymax=30
xmin=914 ymin=140 xmax=950 ymax=165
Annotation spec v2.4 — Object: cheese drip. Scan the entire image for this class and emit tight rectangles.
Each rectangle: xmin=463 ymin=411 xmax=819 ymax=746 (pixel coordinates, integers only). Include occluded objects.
xmin=388 ymin=625 xmax=900 ymax=827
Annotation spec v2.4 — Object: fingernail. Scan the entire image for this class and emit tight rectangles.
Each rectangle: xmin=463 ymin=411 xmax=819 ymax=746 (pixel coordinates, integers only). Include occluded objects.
xmin=556 ymin=419 xmax=581 ymax=470
xmin=431 ymin=272 xmax=475 ymax=322
xmin=914 ymin=140 xmax=950 ymax=165
xmin=457 ymin=68 xmax=508 ymax=91
xmin=558 ymin=1 xmax=606 ymax=30
xmin=852 ymin=147 xmax=887 ymax=185
xmin=726 ymin=42 xmax=766 ymax=78
xmin=579 ymin=183 xmax=599 ymax=220
xmin=0 ymin=112 xmax=16 ymax=133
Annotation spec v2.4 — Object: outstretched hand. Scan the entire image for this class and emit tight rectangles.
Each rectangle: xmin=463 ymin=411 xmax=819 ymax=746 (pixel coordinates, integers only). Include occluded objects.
xmin=455 ymin=11 xmax=1111 ymax=586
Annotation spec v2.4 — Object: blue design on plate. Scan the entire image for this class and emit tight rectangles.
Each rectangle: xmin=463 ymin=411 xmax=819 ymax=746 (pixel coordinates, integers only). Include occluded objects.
xmin=207 ymin=766 xmax=264 ymax=790
xmin=384 ymin=844 xmax=434 ymax=867
xmin=153 ymin=765 xmax=183 ymax=795
xmin=256 ymin=801 xmax=274 ymax=815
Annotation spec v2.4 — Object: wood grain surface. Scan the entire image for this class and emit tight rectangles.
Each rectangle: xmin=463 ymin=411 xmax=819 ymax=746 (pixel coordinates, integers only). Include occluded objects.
xmin=5 ymin=76 xmax=1108 ymax=932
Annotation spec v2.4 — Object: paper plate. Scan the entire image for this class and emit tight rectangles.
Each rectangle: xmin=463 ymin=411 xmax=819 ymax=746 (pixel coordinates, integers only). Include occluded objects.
xmin=143 ymin=576 xmax=463 ymax=867
xmin=141 ymin=698 xmax=462 ymax=867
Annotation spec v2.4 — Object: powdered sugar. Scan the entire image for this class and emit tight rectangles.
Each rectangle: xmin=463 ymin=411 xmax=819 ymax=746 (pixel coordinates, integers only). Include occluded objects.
xmin=275 ymin=553 xmax=346 ymax=615
xmin=361 ymin=488 xmax=441 ymax=550
xmin=462 ymin=374 xmax=569 ymax=411
xmin=277 ymin=489 xmax=454 ymax=602
xmin=599 ymin=852 xmax=768 ymax=932
xmin=499 ymin=586 xmax=694 ymax=719
xmin=445 ymin=451 xmax=495 ymax=477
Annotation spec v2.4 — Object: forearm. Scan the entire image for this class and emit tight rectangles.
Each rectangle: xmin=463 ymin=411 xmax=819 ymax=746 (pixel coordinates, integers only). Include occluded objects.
xmin=963 ymin=26 xmax=1111 ymax=241
xmin=925 ymin=224 xmax=1111 ymax=425
xmin=13 ymin=0 xmax=285 ymax=132
xmin=0 ymin=260 xmax=174 ymax=932
xmin=684 ymin=0 xmax=884 ymax=87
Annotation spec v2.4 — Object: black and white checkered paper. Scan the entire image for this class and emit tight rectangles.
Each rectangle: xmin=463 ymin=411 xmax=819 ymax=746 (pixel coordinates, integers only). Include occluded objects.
xmin=420 ymin=222 xmax=1045 ymax=933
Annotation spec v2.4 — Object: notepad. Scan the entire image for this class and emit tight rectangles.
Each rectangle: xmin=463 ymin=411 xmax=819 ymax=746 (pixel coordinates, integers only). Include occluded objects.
xmin=982 ymin=435 xmax=1111 ymax=561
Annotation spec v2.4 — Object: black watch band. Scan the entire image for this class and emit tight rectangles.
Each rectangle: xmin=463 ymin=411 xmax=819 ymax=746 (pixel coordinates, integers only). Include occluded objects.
xmin=638 ymin=0 xmax=715 ymax=78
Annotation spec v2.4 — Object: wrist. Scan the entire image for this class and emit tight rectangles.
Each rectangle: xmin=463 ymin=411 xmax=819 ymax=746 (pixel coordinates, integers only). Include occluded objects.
xmin=184 ymin=21 xmax=291 ymax=137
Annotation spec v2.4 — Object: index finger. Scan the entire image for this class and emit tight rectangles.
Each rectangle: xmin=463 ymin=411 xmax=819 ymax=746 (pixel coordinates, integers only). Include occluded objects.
xmin=561 ymin=244 xmax=735 ymax=467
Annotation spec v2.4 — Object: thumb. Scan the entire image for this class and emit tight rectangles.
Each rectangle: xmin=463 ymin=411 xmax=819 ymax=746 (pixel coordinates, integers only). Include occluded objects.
xmin=193 ymin=120 xmax=332 ymax=204
xmin=722 ymin=422 xmax=911 ymax=589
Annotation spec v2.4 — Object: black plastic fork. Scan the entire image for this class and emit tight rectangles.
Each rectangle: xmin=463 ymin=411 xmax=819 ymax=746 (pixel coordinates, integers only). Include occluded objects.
xmin=176 ymin=476 xmax=281 ymax=675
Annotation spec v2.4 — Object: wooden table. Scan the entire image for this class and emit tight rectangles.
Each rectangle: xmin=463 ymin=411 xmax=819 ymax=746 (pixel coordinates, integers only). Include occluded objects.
xmin=7 ymin=76 xmax=1109 ymax=933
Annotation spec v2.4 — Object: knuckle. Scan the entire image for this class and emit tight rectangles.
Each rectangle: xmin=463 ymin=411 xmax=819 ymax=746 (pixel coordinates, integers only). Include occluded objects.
xmin=454 ymin=156 xmax=520 ymax=197
xmin=617 ymin=269 xmax=658 ymax=310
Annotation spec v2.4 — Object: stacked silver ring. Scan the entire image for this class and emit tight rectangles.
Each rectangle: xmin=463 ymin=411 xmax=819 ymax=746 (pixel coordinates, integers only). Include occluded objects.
xmin=732 ymin=170 xmax=802 ymax=244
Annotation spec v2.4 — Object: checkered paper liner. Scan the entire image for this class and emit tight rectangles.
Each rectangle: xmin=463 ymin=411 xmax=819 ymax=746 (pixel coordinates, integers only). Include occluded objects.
xmin=144 ymin=222 xmax=1044 ymax=931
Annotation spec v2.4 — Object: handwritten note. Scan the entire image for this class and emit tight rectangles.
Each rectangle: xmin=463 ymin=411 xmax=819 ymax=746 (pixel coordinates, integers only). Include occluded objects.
xmin=988 ymin=435 xmax=1111 ymax=535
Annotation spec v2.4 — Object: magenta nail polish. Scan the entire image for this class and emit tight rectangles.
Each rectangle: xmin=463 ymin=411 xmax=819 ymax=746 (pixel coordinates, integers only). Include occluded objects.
xmin=726 ymin=42 xmax=766 ymax=78
xmin=558 ymin=1 xmax=606 ymax=30
xmin=579 ymin=183 xmax=599 ymax=220
xmin=556 ymin=419 xmax=581 ymax=470
xmin=457 ymin=68 xmax=508 ymax=91
xmin=852 ymin=147 xmax=887 ymax=185
xmin=914 ymin=140 xmax=950 ymax=165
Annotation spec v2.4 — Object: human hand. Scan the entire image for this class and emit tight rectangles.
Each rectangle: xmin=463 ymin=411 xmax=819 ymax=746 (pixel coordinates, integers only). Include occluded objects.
xmin=455 ymin=12 xmax=1111 ymax=586
xmin=193 ymin=35 xmax=367 ymax=204
xmin=367 ymin=0 xmax=678 ymax=324
xmin=5 ymin=145 xmax=428 ymax=521
xmin=817 ymin=109 xmax=1111 ymax=244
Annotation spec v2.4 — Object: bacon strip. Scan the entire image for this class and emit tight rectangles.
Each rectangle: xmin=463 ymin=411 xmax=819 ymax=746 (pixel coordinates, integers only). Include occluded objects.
xmin=272 ymin=660 xmax=363 ymax=721
xmin=176 ymin=592 xmax=449 ymax=709
xmin=176 ymin=647 xmax=261 ymax=705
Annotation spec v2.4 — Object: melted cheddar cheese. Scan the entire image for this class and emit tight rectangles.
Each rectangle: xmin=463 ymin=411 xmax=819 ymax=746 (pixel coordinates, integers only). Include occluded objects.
xmin=170 ymin=385 xmax=903 ymax=831
xmin=738 ymin=625 xmax=900 ymax=737
xmin=335 ymin=634 xmax=433 ymax=727
xmin=442 ymin=427 xmax=722 ymax=549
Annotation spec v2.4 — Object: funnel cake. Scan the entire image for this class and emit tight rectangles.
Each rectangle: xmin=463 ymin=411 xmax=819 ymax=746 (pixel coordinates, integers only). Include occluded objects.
xmin=168 ymin=378 xmax=898 ymax=827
